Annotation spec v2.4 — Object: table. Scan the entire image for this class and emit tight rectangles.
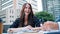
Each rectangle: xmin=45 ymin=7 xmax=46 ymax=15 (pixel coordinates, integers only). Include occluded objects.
xmin=2 ymin=31 xmax=60 ymax=34
xmin=2 ymin=33 xmax=40 ymax=34
xmin=3 ymin=29 xmax=60 ymax=34
xmin=2 ymin=33 xmax=8 ymax=34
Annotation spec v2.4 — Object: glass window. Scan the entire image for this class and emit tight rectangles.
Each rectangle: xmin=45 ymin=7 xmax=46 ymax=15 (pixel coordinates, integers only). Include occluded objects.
xmin=33 ymin=0 xmax=37 ymax=2
xmin=2 ymin=1 xmax=13 ymax=8
xmin=10 ymin=16 xmax=11 ymax=18
xmin=2 ymin=17 xmax=6 ymax=18
xmin=10 ymin=10 xmax=11 ymax=13
xmin=23 ymin=0 xmax=27 ymax=2
xmin=10 ymin=20 xmax=14 ymax=23
xmin=3 ymin=21 xmax=6 ymax=23
xmin=12 ymin=10 xmax=13 ymax=14
xmin=2 ymin=0 xmax=9 ymax=4
xmin=12 ymin=16 xmax=14 ymax=18
xmin=18 ymin=3 xmax=22 ymax=6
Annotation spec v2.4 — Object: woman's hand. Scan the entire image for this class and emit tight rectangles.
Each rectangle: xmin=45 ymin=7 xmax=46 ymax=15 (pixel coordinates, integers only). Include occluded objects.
xmin=32 ymin=27 xmax=42 ymax=31
xmin=25 ymin=25 xmax=33 ymax=30
xmin=7 ymin=28 xmax=17 ymax=33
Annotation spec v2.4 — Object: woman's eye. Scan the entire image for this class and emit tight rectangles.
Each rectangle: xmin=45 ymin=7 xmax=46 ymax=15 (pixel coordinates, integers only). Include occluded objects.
xmin=28 ymin=8 xmax=30 ymax=9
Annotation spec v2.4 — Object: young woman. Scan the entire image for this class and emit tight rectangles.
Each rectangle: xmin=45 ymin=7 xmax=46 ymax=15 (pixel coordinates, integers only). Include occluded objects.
xmin=10 ymin=3 xmax=41 ymax=28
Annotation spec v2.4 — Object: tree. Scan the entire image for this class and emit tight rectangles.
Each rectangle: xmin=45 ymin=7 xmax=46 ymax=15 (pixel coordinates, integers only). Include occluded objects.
xmin=35 ymin=11 xmax=54 ymax=22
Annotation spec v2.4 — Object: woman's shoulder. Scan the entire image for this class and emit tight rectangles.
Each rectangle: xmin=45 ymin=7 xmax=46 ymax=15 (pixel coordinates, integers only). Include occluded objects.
xmin=15 ymin=18 xmax=20 ymax=21
xmin=16 ymin=18 xmax=20 ymax=20
xmin=33 ymin=16 xmax=39 ymax=22
xmin=33 ymin=16 xmax=39 ymax=20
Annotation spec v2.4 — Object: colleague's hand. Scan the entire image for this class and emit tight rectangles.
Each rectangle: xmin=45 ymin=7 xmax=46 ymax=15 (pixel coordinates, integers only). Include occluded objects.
xmin=31 ymin=21 xmax=59 ymax=31
xmin=32 ymin=27 xmax=42 ymax=31
xmin=43 ymin=21 xmax=59 ymax=31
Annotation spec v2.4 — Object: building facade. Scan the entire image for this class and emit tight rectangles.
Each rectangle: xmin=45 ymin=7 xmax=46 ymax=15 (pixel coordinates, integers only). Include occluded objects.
xmin=42 ymin=0 xmax=60 ymax=21
xmin=1 ymin=0 xmax=37 ymax=25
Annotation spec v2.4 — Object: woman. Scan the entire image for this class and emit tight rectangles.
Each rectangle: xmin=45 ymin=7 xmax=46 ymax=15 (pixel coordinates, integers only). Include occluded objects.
xmin=10 ymin=3 xmax=41 ymax=28
xmin=8 ymin=3 xmax=42 ymax=32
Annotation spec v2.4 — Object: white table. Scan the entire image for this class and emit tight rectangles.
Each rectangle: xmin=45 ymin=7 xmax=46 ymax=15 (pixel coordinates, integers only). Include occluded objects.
xmin=2 ymin=30 xmax=60 ymax=34
xmin=2 ymin=33 xmax=8 ymax=34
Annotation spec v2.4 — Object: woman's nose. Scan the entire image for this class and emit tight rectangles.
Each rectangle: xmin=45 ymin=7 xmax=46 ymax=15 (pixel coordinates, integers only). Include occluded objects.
xmin=26 ymin=8 xmax=29 ymax=11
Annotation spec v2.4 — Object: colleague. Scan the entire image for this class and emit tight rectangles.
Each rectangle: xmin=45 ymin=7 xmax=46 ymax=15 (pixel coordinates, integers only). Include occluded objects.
xmin=32 ymin=21 xmax=59 ymax=31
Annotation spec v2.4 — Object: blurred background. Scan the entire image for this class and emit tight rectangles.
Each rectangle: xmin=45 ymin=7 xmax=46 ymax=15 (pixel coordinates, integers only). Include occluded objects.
xmin=0 ymin=0 xmax=60 ymax=33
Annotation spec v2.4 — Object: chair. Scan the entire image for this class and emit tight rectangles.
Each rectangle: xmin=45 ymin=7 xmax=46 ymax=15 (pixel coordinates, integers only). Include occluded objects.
xmin=0 ymin=18 xmax=3 ymax=34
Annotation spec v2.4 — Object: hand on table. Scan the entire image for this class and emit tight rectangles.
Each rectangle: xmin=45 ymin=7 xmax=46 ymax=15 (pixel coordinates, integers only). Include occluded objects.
xmin=40 ymin=21 xmax=59 ymax=31
xmin=7 ymin=28 xmax=17 ymax=33
xmin=31 ymin=21 xmax=59 ymax=31
xmin=25 ymin=25 xmax=33 ymax=30
xmin=7 ymin=25 xmax=33 ymax=33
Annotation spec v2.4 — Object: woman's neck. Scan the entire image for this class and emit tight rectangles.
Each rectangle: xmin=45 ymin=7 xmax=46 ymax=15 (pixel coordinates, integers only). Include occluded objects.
xmin=25 ymin=15 xmax=28 ymax=19
xmin=24 ymin=15 xmax=28 ymax=25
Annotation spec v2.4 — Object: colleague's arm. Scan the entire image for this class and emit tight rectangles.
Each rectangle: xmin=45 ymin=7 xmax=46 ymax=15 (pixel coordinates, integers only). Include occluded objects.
xmin=42 ymin=21 xmax=59 ymax=30
xmin=32 ymin=21 xmax=59 ymax=31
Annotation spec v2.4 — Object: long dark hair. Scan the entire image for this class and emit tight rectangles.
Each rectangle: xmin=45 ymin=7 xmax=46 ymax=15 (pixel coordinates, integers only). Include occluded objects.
xmin=20 ymin=3 xmax=34 ymax=27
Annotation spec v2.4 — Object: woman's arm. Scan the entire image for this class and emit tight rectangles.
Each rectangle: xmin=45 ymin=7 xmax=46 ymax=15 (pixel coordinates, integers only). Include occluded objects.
xmin=8 ymin=18 xmax=20 ymax=33
xmin=10 ymin=18 xmax=20 ymax=28
xmin=33 ymin=16 xmax=40 ymax=27
xmin=33 ymin=16 xmax=45 ymax=27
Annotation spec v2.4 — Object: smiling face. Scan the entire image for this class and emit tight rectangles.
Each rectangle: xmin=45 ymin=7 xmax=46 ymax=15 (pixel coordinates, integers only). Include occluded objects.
xmin=20 ymin=3 xmax=34 ymax=27
xmin=24 ymin=4 xmax=31 ymax=16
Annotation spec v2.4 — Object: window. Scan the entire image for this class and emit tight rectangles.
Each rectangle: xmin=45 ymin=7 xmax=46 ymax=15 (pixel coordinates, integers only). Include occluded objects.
xmin=10 ymin=16 xmax=11 ymax=18
xmin=10 ymin=16 xmax=14 ymax=18
xmin=2 ymin=1 xmax=13 ymax=8
xmin=2 ymin=0 xmax=9 ymax=4
xmin=2 ymin=17 xmax=6 ymax=18
xmin=33 ymin=0 xmax=37 ymax=2
xmin=23 ymin=0 xmax=27 ymax=2
xmin=10 ymin=9 xmax=13 ymax=14
xmin=3 ymin=21 xmax=6 ymax=23
xmin=10 ymin=20 xmax=14 ymax=23
xmin=10 ymin=10 xmax=11 ymax=13
xmin=32 ymin=4 xmax=37 ymax=6
xmin=12 ymin=16 xmax=14 ymax=18
xmin=18 ymin=3 xmax=22 ymax=6
xmin=12 ymin=10 xmax=13 ymax=14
